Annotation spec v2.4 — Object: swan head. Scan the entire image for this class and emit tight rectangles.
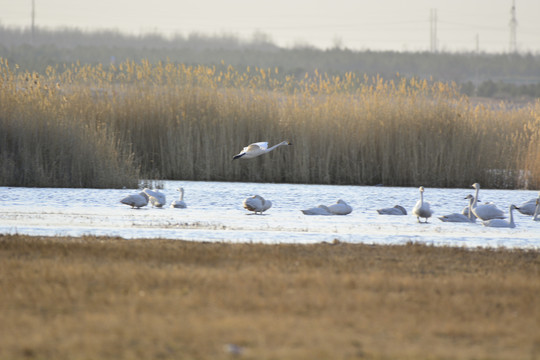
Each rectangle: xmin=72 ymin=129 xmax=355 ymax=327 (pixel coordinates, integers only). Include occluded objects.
xmin=465 ymin=194 xmax=480 ymax=202
xmin=139 ymin=191 xmax=149 ymax=200
xmin=472 ymin=183 xmax=480 ymax=189
xmin=419 ymin=186 xmax=425 ymax=192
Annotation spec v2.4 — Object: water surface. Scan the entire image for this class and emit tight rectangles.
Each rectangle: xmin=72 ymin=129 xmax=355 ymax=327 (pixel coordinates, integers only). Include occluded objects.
xmin=1 ymin=181 xmax=538 ymax=248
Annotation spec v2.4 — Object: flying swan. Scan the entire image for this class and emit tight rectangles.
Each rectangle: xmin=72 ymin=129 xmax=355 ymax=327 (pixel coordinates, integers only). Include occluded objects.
xmin=412 ymin=186 xmax=433 ymax=223
xmin=233 ymin=141 xmax=292 ymax=160
xmin=170 ymin=187 xmax=187 ymax=208
xmin=243 ymin=195 xmax=272 ymax=214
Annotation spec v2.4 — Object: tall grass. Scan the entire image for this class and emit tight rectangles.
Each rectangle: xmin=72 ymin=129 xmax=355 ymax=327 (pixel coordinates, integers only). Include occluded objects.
xmin=0 ymin=60 xmax=139 ymax=188
xmin=1 ymin=58 xmax=539 ymax=188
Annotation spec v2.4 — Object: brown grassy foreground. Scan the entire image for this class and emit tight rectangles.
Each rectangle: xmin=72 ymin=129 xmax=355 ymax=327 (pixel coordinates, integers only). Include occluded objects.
xmin=1 ymin=234 xmax=539 ymax=360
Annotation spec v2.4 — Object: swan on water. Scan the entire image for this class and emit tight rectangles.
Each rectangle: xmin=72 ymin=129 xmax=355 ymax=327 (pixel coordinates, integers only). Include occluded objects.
xmin=301 ymin=205 xmax=332 ymax=215
xmin=148 ymin=195 xmax=165 ymax=208
xmin=516 ymin=194 xmax=540 ymax=216
xmin=377 ymin=205 xmax=407 ymax=215
xmin=143 ymin=188 xmax=166 ymax=208
xmin=412 ymin=186 xmax=433 ymax=223
xmin=327 ymin=199 xmax=353 ymax=215
xmin=243 ymin=195 xmax=272 ymax=214
xmin=470 ymin=183 xmax=505 ymax=221
xmin=120 ymin=191 xmax=149 ymax=209
xmin=170 ymin=187 xmax=187 ymax=208
xmin=438 ymin=195 xmax=476 ymax=223
xmin=461 ymin=190 xmax=479 ymax=220
xmin=482 ymin=205 xmax=519 ymax=228
xmin=233 ymin=141 xmax=292 ymax=160
xmin=533 ymin=199 xmax=540 ymax=221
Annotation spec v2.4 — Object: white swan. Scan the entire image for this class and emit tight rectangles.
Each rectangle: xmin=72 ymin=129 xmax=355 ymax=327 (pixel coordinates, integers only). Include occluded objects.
xmin=438 ymin=195 xmax=476 ymax=223
xmin=327 ymin=199 xmax=353 ymax=215
xmin=460 ymin=195 xmax=478 ymax=220
xmin=377 ymin=205 xmax=407 ymax=215
xmin=412 ymin=186 xmax=433 ymax=223
xmin=143 ymin=188 xmax=166 ymax=208
xmin=243 ymin=195 xmax=272 ymax=214
xmin=461 ymin=189 xmax=479 ymax=219
xmin=482 ymin=205 xmax=519 ymax=228
xmin=301 ymin=205 xmax=332 ymax=215
xmin=120 ymin=191 xmax=149 ymax=209
xmin=233 ymin=141 xmax=292 ymax=160
xmin=470 ymin=183 xmax=505 ymax=221
xmin=170 ymin=187 xmax=187 ymax=208
xmin=532 ymin=199 xmax=540 ymax=221
xmin=516 ymin=196 xmax=539 ymax=216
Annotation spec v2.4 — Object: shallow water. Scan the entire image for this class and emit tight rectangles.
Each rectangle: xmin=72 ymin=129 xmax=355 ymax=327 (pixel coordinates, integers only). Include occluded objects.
xmin=1 ymin=181 xmax=539 ymax=248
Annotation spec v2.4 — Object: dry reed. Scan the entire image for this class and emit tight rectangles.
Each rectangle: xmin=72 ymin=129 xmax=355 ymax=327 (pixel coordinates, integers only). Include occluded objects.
xmin=1 ymin=59 xmax=539 ymax=188
xmin=1 ymin=234 xmax=539 ymax=360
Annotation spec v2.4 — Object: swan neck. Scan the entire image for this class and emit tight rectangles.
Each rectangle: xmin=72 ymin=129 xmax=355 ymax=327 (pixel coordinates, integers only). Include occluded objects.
xmin=509 ymin=206 xmax=515 ymax=225
xmin=267 ymin=141 xmax=287 ymax=152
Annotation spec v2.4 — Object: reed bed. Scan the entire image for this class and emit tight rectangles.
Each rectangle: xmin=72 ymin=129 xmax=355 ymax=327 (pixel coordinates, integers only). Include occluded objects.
xmin=1 ymin=234 xmax=539 ymax=359
xmin=1 ymin=58 xmax=539 ymax=188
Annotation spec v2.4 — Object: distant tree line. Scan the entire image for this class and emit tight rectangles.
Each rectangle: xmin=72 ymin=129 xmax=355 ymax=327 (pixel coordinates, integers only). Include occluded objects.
xmin=1 ymin=26 xmax=540 ymax=100
xmin=460 ymin=80 xmax=540 ymax=100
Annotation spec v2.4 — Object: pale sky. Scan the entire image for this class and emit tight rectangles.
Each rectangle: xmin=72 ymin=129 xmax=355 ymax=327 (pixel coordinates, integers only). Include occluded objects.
xmin=1 ymin=0 xmax=539 ymax=53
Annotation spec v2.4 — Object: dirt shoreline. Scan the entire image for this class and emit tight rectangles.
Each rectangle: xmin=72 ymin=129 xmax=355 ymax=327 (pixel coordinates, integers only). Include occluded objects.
xmin=1 ymin=234 xmax=539 ymax=359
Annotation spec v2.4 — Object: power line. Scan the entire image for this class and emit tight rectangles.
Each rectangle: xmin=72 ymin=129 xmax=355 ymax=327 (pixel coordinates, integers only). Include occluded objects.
xmin=509 ymin=0 xmax=518 ymax=53
xmin=31 ymin=0 xmax=35 ymax=42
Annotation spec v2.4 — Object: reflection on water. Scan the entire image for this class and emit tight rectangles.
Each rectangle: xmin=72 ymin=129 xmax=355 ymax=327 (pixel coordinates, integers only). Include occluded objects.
xmin=1 ymin=181 xmax=539 ymax=248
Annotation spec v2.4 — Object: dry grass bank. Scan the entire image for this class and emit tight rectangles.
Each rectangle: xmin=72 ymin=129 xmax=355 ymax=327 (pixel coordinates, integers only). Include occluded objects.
xmin=1 ymin=234 xmax=539 ymax=360
xmin=1 ymin=59 xmax=540 ymax=188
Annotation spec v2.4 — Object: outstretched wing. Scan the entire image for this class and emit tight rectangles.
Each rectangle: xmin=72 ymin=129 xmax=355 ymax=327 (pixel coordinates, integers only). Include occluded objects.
xmin=245 ymin=142 xmax=268 ymax=152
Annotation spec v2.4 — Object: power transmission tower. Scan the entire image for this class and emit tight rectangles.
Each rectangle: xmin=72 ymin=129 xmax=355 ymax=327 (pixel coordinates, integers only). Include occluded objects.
xmin=509 ymin=0 xmax=517 ymax=53
xmin=31 ymin=0 xmax=36 ymax=42
xmin=430 ymin=8 xmax=437 ymax=53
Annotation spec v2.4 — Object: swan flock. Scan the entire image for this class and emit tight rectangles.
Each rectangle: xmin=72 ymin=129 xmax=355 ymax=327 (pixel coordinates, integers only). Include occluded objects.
xmin=122 ymin=138 xmax=536 ymax=229
xmin=119 ymin=182 xmax=537 ymax=229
